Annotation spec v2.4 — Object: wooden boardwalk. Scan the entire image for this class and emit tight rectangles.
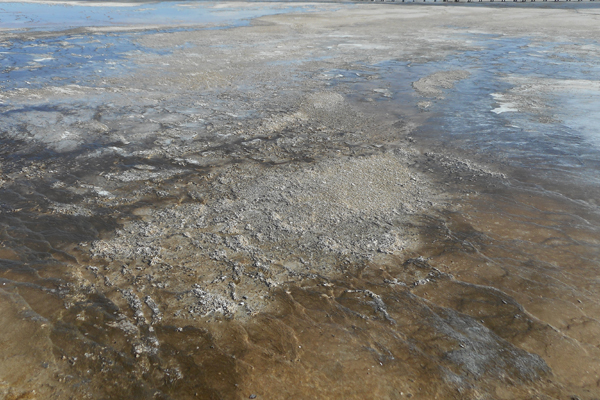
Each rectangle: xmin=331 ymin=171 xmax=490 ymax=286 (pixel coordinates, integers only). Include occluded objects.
xmin=356 ymin=0 xmax=596 ymax=3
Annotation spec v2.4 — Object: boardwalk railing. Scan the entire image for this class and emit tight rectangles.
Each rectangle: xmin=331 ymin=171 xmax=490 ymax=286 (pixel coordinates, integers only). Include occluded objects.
xmin=356 ymin=0 xmax=595 ymax=3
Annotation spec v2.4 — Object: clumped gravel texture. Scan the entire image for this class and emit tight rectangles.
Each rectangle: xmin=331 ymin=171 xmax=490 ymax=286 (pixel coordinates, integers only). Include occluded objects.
xmin=85 ymin=89 xmax=443 ymax=320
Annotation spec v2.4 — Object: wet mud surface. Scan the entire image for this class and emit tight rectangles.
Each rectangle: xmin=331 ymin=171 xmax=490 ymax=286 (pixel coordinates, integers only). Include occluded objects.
xmin=1 ymin=2 xmax=600 ymax=399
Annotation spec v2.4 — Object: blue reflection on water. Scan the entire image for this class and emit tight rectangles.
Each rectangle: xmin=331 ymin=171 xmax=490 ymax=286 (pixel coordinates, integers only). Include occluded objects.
xmin=327 ymin=32 xmax=600 ymax=196
xmin=0 ymin=2 xmax=314 ymax=91
xmin=0 ymin=30 xmax=167 ymax=90
xmin=0 ymin=2 xmax=312 ymax=30
xmin=426 ymin=35 xmax=600 ymax=183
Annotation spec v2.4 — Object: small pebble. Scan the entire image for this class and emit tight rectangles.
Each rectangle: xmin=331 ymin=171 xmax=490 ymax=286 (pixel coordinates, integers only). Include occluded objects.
xmin=249 ymin=395 xmax=257 ymax=399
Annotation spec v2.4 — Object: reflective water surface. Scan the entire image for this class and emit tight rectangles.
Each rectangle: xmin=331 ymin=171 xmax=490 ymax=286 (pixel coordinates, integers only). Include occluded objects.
xmin=0 ymin=1 xmax=317 ymax=30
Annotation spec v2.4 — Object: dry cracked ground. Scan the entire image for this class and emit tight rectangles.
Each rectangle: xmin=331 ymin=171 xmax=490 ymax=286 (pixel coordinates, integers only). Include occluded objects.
xmin=1 ymin=3 xmax=600 ymax=400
